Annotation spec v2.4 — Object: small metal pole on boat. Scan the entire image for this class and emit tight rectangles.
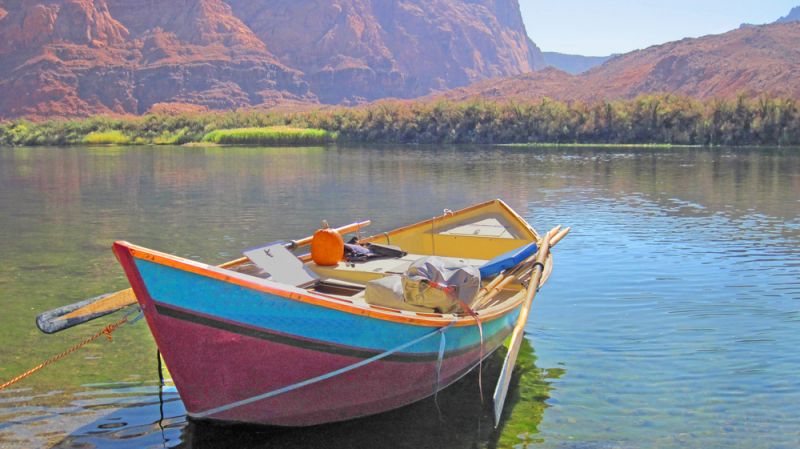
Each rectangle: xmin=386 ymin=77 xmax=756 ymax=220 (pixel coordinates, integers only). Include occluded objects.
xmin=156 ymin=349 xmax=164 ymax=387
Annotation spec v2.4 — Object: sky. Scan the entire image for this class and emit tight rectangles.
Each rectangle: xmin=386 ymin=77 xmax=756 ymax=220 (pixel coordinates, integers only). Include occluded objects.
xmin=520 ymin=0 xmax=798 ymax=56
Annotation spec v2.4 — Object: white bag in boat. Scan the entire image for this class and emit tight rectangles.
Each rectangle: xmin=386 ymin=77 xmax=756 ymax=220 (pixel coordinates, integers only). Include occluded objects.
xmin=364 ymin=275 xmax=436 ymax=312
xmin=402 ymin=256 xmax=481 ymax=313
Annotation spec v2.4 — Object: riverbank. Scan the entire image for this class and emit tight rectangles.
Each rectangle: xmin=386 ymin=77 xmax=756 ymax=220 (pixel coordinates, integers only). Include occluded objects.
xmin=1 ymin=94 xmax=798 ymax=146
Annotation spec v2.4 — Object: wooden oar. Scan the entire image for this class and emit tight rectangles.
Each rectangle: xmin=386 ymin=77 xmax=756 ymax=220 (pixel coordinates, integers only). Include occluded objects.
xmin=493 ymin=226 xmax=569 ymax=427
xmin=475 ymin=269 xmax=511 ymax=302
xmin=474 ymin=226 xmax=560 ymax=301
xmin=507 ymin=227 xmax=571 ymax=285
xmin=36 ymin=220 xmax=371 ymax=334
xmin=473 ymin=226 xmax=570 ymax=310
xmin=550 ymin=226 xmax=571 ymax=247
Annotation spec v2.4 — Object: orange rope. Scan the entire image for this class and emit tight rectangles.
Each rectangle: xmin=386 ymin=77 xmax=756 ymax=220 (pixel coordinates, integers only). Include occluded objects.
xmin=0 ymin=315 xmax=130 ymax=391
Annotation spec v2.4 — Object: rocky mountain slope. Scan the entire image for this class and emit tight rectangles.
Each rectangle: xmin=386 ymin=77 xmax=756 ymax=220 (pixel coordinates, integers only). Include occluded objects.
xmin=0 ymin=0 xmax=312 ymax=118
xmin=0 ymin=0 xmax=541 ymax=118
xmin=228 ymin=0 xmax=543 ymax=104
xmin=435 ymin=22 xmax=800 ymax=103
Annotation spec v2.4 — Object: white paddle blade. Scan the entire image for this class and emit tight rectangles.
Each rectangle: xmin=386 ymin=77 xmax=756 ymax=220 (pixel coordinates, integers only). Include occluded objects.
xmin=492 ymin=327 xmax=525 ymax=427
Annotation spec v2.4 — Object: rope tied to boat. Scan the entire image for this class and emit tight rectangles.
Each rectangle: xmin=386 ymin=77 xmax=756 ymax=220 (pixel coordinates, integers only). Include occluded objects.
xmin=0 ymin=309 xmax=138 ymax=391
xmin=433 ymin=330 xmax=447 ymax=420
xmin=191 ymin=320 xmax=457 ymax=419
xmin=457 ymin=300 xmax=485 ymax=402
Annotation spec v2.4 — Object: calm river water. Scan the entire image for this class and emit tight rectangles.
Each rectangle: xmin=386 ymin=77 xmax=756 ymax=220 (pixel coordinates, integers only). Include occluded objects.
xmin=0 ymin=145 xmax=798 ymax=449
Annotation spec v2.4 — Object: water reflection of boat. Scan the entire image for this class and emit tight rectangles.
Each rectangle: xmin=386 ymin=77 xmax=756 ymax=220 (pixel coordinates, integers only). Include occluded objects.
xmin=112 ymin=200 xmax=561 ymax=426
xmin=50 ymin=340 xmax=564 ymax=449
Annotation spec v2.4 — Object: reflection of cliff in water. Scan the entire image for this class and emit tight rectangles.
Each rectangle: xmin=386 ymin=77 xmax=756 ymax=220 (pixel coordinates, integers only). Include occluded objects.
xmin=49 ymin=339 xmax=564 ymax=449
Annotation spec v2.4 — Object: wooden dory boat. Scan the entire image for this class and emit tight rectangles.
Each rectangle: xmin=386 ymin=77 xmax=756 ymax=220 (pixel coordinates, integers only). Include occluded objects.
xmin=112 ymin=199 xmax=556 ymax=426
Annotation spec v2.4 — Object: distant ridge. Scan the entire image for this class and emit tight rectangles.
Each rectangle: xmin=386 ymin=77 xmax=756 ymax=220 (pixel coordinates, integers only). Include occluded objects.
xmin=542 ymin=52 xmax=613 ymax=75
xmin=776 ymin=6 xmax=800 ymax=23
xmin=741 ymin=4 xmax=800 ymax=28
xmin=433 ymin=22 xmax=800 ymax=103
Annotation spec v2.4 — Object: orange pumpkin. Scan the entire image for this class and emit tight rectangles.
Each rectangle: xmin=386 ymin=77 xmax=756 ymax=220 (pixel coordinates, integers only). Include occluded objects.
xmin=311 ymin=220 xmax=344 ymax=266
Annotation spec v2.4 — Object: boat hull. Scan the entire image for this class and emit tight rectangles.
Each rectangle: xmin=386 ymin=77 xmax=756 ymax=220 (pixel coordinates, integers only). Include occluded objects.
xmin=114 ymin=242 xmax=521 ymax=426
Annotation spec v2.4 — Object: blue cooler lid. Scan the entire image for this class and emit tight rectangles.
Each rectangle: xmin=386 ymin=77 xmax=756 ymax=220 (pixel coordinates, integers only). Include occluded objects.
xmin=478 ymin=242 xmax=538 ymax=278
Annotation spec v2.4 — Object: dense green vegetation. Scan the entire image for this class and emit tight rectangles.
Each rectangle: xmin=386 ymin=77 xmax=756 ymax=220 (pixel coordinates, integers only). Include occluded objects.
xmin=1 ymin=94 xmax=798 ymax=146
xmin=202 ymin=126 xmax=337 ymax=145
xmin=83 ymin=130 xmax=131 ymax=145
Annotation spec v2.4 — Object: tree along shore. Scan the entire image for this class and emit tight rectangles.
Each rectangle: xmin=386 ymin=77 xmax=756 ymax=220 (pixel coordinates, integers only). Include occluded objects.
xmin=1 ymin=94 xmax=798 ymax=147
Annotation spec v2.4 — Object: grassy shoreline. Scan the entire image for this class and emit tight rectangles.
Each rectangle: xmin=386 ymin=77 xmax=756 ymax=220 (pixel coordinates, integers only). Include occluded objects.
xmin=202 ymin=126 xmax=337 ymax=145
xmin=74 ymin=126 xmax=337 ymax=146
xmin=1 ymin=94 xmax=799 ymax=147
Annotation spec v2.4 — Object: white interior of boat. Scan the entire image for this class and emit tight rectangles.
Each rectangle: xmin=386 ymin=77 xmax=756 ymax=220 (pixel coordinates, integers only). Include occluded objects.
xmin=232 ymin=201 xmax=549 ymax=316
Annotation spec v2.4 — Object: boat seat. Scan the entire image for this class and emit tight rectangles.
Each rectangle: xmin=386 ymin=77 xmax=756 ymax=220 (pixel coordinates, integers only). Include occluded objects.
xmin=243 ymin=243 xmax=319 ymax=288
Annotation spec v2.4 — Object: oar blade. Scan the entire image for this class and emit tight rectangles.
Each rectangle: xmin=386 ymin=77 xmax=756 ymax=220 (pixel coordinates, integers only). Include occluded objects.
xmin=493 ymin=327 xmax=525 ymax=426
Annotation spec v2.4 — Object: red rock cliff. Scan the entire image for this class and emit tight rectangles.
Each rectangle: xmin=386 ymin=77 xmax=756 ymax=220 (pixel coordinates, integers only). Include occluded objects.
xmin=0 ymin=0 xmax=311 ymax=118
xmin=0 ymin=0 xmax=542 ymax=117
xmin=227 ymin=0 xmax=543 ymax=103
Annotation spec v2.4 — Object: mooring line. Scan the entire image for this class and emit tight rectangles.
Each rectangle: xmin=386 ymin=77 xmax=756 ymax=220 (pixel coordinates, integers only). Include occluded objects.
xmin=192 ymin=321 xmax=456 ymax=419
xmin=0 ymin=309 xmax=138 ymax=391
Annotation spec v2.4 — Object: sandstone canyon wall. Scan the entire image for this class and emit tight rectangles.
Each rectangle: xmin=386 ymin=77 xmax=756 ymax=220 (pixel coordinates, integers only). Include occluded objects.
xmin=0 ymin=0 xmax=542 ymax=118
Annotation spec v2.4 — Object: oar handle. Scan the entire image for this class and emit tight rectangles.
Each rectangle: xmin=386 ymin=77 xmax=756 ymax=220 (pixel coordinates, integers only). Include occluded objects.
xmin=36 ymin=220 xmax=372 ymax=334
xmin=36 ymin=292 xmax=125 ymax=334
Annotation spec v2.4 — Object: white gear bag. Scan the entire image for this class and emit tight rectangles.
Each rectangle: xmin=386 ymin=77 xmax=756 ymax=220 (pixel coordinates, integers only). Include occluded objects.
xmin=401 ymin=256 xmax=481 ymax=313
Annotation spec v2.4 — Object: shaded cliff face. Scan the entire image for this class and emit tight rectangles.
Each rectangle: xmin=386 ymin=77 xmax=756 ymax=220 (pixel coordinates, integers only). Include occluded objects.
xmin=104 ymin=0 xmax=311 ymax=112
xmin=0 ymin=0 xmax=310 ymax=118
xmin=434 ymin=22 xmax=800 ymax=103
xmin=0 ymin=0 xmax=541 ymax=118
xmin=198 ymin=0 xmax=542 ymax=103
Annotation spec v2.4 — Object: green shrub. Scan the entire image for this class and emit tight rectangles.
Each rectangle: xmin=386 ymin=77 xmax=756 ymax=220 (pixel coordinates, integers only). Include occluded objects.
xmin=83 ymin=130 xmax=131 ymax=145
xmin=153 ymin=128 xmax=191 ymax=145
xmin=2 ymin=94 xmax=800 ymax=147
xmin=202 ymin=126 xmax=338 ymax=145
